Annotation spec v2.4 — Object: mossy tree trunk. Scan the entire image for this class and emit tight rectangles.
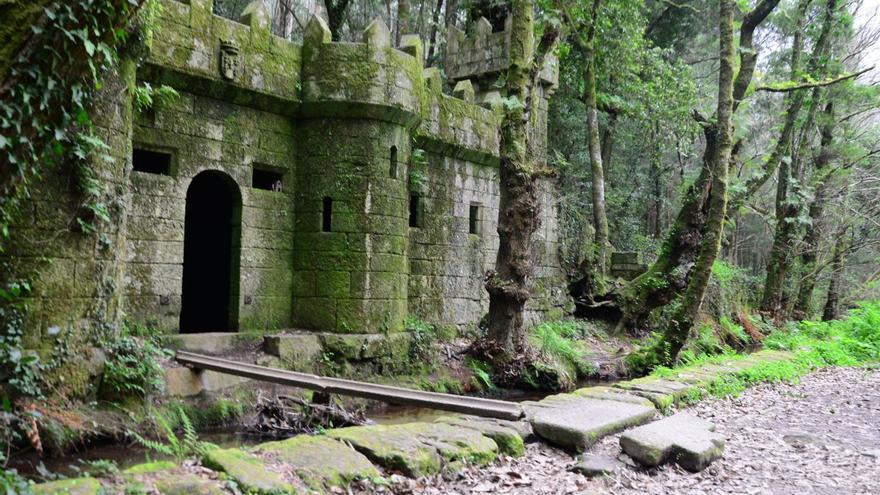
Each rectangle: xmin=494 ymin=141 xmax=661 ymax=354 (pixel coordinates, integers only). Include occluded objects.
xmin=822 ymin=228 xmax=848 ymax=321
xmin=484 ymin=0 xmax=539 ymax=357
xmin=761 ymin=0 xmax=839 ymax=318
xmin=655 ymin=0 xmax=735 ymax=364
xmin=794 ymin=101 xmax=835 ymax=318
xmin=579 ymin=0 xmax=610 ymax=275
xmin=484 ymin=0 xmax=558 ymax=361
xmin=610 ymin=0 xmax=778 ymax=334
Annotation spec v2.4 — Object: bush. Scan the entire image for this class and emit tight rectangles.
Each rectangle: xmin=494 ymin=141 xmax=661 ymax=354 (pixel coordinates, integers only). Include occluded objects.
xmin=527 ymin=320 xmax=596 ymax=390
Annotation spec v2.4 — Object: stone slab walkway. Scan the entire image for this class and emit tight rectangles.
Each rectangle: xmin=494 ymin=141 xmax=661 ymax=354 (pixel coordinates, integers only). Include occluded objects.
xmin=32 ymin=350 xmax=803 ymax=494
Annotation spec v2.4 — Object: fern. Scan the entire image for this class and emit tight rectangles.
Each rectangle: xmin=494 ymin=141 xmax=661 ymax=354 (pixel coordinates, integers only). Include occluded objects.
xmin=130 ymin=409 xmax=213 ymax=460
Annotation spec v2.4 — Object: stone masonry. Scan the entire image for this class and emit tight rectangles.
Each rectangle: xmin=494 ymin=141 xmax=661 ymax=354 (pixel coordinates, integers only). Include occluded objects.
xmin=8 ymin=0 xmax=566 ymax=347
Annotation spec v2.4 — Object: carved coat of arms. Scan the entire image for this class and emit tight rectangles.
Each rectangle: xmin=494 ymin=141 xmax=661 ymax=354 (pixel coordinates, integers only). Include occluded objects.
xmin=219 ymin=40 xmax=240 ymax=81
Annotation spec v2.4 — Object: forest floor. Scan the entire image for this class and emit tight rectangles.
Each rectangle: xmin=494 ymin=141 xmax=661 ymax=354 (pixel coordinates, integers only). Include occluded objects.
xmin=381 ymin=366 xmax=880 ymax=495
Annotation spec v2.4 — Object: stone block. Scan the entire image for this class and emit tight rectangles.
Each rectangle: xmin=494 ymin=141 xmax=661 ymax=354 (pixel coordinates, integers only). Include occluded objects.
xmin=200 ymin=370 xmax=251 ymax=392
xmin=164 ymin=367 xmax=203 ymax=397
xmin=263 ymin=333 xmax=322 ymax=369
xmin=525 ymin=395 xmax=655 ymax=451
xmin=167 ymin=332 xmax=240 ymax=354
xmin=620 ymin=412 xmax=724 ymax=472
xmin=255 ymin=435 xmax=379 ymax=491
xmin=569 ymin=454 xmax=624 ymax=477
xmin=203 ymin=449 xmax=295 ymax=494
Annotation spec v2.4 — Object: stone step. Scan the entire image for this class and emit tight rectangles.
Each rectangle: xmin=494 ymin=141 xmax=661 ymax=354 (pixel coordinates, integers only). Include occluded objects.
xmin=167 ymin=332 xmax=242 ymax=354
xmin=619 ymin=412 xmax=725 ymax=472
xmin=524 ymin=393 xmax=656 ymax=451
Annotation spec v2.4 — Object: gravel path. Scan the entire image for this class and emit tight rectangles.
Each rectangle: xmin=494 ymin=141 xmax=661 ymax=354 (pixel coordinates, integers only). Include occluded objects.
xmin=381 ymin=366 xmax=880 ymax=495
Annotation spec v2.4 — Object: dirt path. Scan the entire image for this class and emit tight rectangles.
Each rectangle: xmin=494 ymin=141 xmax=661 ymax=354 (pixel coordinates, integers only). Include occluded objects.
xmin=383 ymin=366 xmax=880 ymax=494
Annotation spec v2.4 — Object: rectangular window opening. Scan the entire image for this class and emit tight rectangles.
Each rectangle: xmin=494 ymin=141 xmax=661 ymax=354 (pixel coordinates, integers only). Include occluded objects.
xmin=469 ymin=203 xmax=482 ymax=235
xmin=252 ymin=167 xmax=284 ymax=191
xmin=409 ymin=194 xmax=421 ymax=228
xmin=322 ymin=197 xmax=333 ymax=232
xmin=132 ymin=148 xmax=171 ymax=175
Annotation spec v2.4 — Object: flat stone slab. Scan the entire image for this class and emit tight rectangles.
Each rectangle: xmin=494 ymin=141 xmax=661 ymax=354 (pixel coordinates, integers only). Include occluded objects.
xmin=254 ymin=434 xmax=379 ymax=490
xmin=620 ymin=412 xmax=724 ymax=472
xmin=525 ymin=395 xmax=656 ymax=451
xmin=435 ymin=415 xmax=528 ymax=456
xmin=31 ymin=478 xmax=101 ymax=495
xmin=569 ymin=454 xmax=624 ymax=477
xmin=154 ymin=473 xmax=226 ymax=495
xmin=203 ymin=448 xmax=297 ymax=494
xmin=326 ymin=422 xmax=497 ymax=477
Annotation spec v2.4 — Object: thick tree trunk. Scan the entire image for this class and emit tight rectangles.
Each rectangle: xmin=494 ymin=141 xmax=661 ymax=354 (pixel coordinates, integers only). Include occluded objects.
xmin=657 ymin=0 xmax=735 ymax=365
xmin=822 ymin=230 xmax=847 ymax=321
xmin=610 ymin=0 xmax=778 ymax=334
xmin=600 ymin=110 xmax=617 ymax=179
xmin=484 ymin=0 xmax=538 ymax=358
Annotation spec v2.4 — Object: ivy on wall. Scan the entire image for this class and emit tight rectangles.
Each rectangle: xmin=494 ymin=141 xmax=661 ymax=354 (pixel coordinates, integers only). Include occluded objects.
xmin=0 ymin=0 xmax=147 ymax=456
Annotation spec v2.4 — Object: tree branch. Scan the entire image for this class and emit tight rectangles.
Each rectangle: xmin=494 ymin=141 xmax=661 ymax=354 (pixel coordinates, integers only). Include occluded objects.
xmin=756 ymin=67 xmax=873 ymax=92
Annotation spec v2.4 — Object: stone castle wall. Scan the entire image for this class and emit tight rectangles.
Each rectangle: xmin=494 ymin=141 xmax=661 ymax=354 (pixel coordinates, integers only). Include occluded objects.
xmin=9 ymin=0 xmax=567 ymax=347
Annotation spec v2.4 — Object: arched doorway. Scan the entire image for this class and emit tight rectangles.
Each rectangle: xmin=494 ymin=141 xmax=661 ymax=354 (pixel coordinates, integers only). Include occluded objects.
xmin=180 ymin=171 xmax=241 ymax=333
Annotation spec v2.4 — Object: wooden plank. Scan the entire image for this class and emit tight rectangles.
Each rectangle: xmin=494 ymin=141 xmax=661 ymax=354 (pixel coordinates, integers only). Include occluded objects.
xmin=176 ymin=351 xmax=524 ymax=420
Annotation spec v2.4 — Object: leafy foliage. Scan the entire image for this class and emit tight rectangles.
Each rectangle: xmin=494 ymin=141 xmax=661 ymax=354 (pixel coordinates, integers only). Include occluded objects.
xmin=100 ymin=327 xmax=170 ymax=398
xmin=129 ymin=408 xmax=215 ymax=461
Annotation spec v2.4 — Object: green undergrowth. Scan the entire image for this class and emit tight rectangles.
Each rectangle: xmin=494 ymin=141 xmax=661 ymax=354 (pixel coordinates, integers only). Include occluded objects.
xmin=526 ymin=319 xmax=598 ymax=390
xmin=653 ymin=302 xmax=880 ymax=404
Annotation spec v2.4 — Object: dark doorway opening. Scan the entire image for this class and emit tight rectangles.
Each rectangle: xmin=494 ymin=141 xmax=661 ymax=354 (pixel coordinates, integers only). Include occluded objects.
xmin=180 ymin=171 xmax=241 ymax=333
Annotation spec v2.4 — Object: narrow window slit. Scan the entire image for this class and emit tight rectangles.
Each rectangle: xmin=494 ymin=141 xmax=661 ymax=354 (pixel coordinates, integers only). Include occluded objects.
xmin=409 ymin=194 xmax=421 ymax=228
xmin=322 ymin=197 xmax=333 ymax=232
xmin=469 ymin=203 xmax=481 ymax=235
xmin=389 ymin=146 xmax=398 ymax=178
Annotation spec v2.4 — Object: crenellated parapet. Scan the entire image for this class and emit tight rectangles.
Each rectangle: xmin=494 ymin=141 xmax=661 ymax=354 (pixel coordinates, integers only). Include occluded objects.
xmin=445 ymin=15 xmax=559 ymax=103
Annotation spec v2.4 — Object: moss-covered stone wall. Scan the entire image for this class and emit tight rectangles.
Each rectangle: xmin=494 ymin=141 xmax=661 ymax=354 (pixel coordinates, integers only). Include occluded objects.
xmin=127 ymin=89 xmax=296 ymax=332
xmin=292 ymin=118 xmax=409 ymax=334
xmin=9 ymin=0 xmax=566 ymax=346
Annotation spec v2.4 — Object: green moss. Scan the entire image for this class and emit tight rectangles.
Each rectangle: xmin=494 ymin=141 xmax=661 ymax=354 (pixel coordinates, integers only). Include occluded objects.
xmin=123 ymin=461 xmax=176 ymax=475
xmin=30 ymin=478 xmax=101 ymax=495
xmin=203 ymin=448 xmax=294 ymax=494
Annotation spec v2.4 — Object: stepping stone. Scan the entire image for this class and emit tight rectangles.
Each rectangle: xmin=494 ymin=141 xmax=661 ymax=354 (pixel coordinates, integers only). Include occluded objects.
xmin=155 ymin=473 xmax=226 ymax=495
xmin=31 ymin=478 xmax=101 ymax=495
xmin=255 ymin=434 xmax=379 ymax=490
xmin=569 ymin=454 xmax=624 ymax=477
xmin=435 ymin=415 xmax=528 ymax=456
xmin=203 ymin=448 xmax=298 ymax=494
xmin=620 ymin=412 xmax=724 ymax=472
xmin=326 ymin=422 xmax=498 ymax=477
xmin=614 ymin=378 xmax=694 ymax=409
xmin=524 ymin=395 xmax=655 ymax=451
xmin=572 ymin=386 xmax=655 ymax=407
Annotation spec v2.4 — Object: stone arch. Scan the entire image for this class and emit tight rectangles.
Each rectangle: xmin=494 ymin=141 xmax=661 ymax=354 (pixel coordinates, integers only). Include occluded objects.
xmin=180 ymin=170 xmax=242 ymax=333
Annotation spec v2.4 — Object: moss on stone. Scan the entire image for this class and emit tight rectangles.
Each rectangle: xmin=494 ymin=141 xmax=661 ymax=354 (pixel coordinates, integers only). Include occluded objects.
xmin=30 ymin=478 xmax=101 ymax=495
xmin=255 ymin=434 xmax=379 ymax=490
xmin=202 ymin=448 xmax=295 ymax=494
xmin=123 ymin=460 xmax=177 ymax=475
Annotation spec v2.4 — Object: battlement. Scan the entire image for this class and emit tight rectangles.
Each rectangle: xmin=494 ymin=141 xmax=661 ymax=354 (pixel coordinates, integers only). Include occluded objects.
xmin=445 ymin=15 xmax=558 ymax=101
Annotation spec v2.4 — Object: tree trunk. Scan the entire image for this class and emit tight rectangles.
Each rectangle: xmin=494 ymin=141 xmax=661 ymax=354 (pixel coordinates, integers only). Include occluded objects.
xmin=426 ymin=0 xmax=445 ymax=64
xmin=610 ymin=0 xmax=778 ymax=334
xmin=580 ymin=0 xmax=610 ymax=275
xmin=657 ymin=0 xmax=735 ymax=365
xmin=822 ymin=230 xmax=847 ymax=321
xmin=396 ymin=0 xmax=411 ymax=45
xmin=600 ymin=110 xmax=617 ymax=178
xmin=761 ymin=0 xmax=838 ymax=318
xmin=793 ymin=101 xmax=835 ymax=318
xmin=484 ymin=0 xmax=539 ymax=358
xmin=324 ymin=0 xmax=351 ymax=41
